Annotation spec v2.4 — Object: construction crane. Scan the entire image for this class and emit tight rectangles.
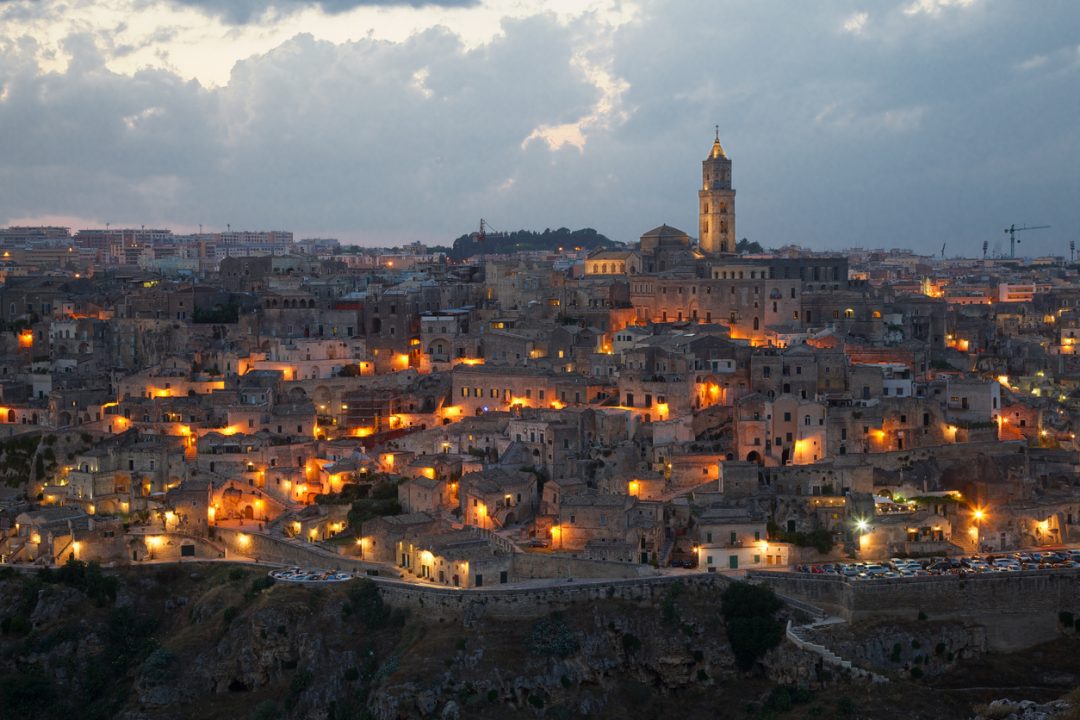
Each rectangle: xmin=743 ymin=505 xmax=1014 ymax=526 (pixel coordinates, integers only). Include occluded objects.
xmin=471 ymin=218 xmax=497 ymax=244
xmin=1004 ymin=223 xmax=1050 ymax=258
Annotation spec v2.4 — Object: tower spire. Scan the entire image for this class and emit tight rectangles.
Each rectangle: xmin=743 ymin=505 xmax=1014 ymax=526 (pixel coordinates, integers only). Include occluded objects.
xmin=710 ymin=127 xmax=726 ymax=159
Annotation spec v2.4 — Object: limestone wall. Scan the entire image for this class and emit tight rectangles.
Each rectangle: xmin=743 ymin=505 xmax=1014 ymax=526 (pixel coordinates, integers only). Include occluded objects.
xmin=749 ymin=569 xmax=1080 ymax=650
xmin=511 ymin=552 xmax=662 ymax=581
xmin=745 ymin=572 xmax=851 ymax=617
xmin=373 ymin=573 xmax=730 ymax=622
xmin=213 ymin=527 xmax=396 ymax=577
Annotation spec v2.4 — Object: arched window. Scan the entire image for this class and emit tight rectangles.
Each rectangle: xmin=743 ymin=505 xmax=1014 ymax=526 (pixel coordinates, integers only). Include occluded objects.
xmin=844 ymin=308 xmax=855 ymax=319
xmin=804 ymin=415 xmax=811 ymax=426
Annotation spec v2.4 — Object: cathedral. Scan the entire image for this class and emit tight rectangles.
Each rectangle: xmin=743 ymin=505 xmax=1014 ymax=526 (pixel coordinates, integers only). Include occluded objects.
xmin=584 ymin=130 xmax=739 ymax=277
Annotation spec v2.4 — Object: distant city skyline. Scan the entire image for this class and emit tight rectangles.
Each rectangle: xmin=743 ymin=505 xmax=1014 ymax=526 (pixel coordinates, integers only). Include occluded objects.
xmin=0 ymin=0 xmax=1077 ymax=254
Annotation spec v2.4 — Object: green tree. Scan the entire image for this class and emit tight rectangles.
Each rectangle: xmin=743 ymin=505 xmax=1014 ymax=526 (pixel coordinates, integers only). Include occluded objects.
xmin=720 ymin=582 xmax=785 ymax=671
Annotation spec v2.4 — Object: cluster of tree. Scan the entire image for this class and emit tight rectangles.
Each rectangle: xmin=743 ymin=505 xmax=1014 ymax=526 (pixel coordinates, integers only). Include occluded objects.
xmin=720 ymin=581 xmax=785 ymax=671
xmin=447 ymin=227 xmax=618 ymax=261
xmin=766 ymin=522 xmax=835 ymax=554
xmin=735 ymin=238 xmax=764 ymax=254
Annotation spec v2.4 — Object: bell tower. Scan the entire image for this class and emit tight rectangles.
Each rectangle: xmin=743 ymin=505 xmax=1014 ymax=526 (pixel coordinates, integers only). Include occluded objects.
xmin=699 ymin=127 xmax=736 ymax=255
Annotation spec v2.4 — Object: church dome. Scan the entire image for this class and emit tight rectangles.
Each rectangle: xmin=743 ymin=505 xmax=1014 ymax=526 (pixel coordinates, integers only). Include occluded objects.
xmin=640 ymin=224 xmax=690 ymax=240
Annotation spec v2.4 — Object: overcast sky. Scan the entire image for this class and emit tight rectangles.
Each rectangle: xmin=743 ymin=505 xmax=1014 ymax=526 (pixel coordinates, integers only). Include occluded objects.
xmin=0 ymin=0 xmax=1077 ymax=255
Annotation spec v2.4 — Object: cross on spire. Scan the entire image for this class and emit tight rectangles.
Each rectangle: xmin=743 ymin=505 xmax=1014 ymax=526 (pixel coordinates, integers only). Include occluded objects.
xmin=715 ymin=124 xmax=719 ymax=141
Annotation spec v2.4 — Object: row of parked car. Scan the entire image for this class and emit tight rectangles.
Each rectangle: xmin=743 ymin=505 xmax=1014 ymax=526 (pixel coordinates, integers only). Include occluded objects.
xmin=797 ymin=549 xmax=1080 ymax=579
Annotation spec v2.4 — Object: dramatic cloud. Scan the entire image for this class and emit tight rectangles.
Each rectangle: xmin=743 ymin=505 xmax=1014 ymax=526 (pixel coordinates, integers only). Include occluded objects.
xmin=0 ymin=0 xmax=1077 ymax=253
xmin=164 ymin=0 xmax=478 ymax=25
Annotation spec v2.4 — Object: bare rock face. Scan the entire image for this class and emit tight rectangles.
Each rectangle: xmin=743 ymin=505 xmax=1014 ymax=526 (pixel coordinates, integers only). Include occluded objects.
xmin=30 ymin=584 xmax=85 ymax=627
xmin=414 ymin=689 xmax=438 ymax=717
xmin=135 ymin=648 xmax=183 ymax=707
xmin=196 ymin=602 xmax=323 ymax=694
xmin=971 ymin=699 xmax=1071 ymax=720
xmin=807 ymin=621 xmax=987 ymax=677
xmin=653 ymin=652 xmax=698 ymax=686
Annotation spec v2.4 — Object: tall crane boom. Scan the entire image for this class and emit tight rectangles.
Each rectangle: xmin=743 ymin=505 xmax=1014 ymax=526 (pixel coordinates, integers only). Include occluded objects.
xmin=1005 ymin=224 xmax=1050 ymax=258
xmin=471 ymin=218 xmax=498 ymax=244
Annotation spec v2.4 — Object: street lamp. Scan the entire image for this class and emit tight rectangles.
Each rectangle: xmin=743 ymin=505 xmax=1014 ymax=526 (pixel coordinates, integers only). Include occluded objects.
xmin=853 ymin=517 xmax=870 ymax=556
xmin=971 ymin=507 xmax=987 ymax=551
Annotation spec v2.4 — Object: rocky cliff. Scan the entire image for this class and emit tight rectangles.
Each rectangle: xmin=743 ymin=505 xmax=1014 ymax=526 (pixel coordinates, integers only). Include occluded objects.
xmin=2 ymin=562 xmax=1078 ymax=720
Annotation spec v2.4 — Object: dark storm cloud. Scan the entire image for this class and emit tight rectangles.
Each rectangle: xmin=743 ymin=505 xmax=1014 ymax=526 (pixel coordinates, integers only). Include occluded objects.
xmin=587 ymin=0 xmax=1080 ymax=254
xmin=0 ymin=1 xmax=1077 ymax=252
xmin=162 ymin=0 xmax=478 ymax=25
xmin=0 ymin=15 xmax=600 ymax=236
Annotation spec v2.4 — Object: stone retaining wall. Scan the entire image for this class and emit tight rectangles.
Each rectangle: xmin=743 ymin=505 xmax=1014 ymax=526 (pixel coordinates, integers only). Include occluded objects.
xmin=212 ymin=527 xmax=396 ymax=577
xmin=511 ymin=552 xmax=662 ymax=581
xmin=749 ymin=569 xmax=1080 ymax=650
xmin=373 ymin=573 xmax=731 ymax=623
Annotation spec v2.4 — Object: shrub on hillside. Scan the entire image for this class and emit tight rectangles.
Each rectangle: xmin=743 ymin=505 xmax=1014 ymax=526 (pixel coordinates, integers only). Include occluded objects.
xmin=720 ymin=581 xmax=784 ymax=672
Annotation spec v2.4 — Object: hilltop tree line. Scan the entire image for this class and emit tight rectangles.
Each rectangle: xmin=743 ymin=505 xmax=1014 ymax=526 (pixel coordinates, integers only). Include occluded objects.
xmin=448 ymin=227 xmax=618 ymax=260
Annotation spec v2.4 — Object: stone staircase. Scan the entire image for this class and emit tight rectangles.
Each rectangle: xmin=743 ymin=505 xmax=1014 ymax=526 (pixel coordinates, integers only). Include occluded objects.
xmin=786 ymin=619 xmax=889 ymax=684
xmin=659 ymin=536 xmax=676 ymax=566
